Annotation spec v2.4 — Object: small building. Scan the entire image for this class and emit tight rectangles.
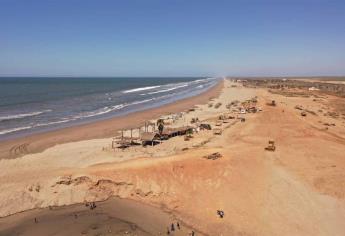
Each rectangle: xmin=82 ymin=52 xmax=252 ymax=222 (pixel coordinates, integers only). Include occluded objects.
xmin=308 ymin=87 xmax=320 ymax=91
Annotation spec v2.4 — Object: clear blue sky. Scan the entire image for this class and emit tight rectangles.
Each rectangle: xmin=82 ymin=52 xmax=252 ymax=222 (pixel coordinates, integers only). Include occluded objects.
xmin=1 ymin=0 xmax=345 ymax=77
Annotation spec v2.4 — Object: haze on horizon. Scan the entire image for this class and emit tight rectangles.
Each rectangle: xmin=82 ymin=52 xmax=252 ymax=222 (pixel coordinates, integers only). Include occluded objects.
xmin=1 ymin=0 xmax=345 ymax=77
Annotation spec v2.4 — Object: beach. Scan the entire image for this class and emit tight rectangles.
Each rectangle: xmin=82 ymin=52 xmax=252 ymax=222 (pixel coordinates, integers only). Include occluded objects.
xmin=0 ymin=79 xmax=223 ymax=159
xmin=1 ymin=78 xmax=345 ymax=235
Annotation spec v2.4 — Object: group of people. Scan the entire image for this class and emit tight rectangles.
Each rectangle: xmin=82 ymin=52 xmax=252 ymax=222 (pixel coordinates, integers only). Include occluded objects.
xmin=166 ymin=221 xmax=180 ymax=234
xmin=165 ymin=210 xmax=223 ymax=234
xmin=165 ymin=221 xmax=196 ymax=235
xmin=217 ymin=210 xmax=225 ymax=218
xmin=85 ymin=201 xmax=97 ymax=210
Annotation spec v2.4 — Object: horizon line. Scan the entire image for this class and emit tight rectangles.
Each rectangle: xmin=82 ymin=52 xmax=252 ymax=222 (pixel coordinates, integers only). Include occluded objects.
xmin=0 ymin=75 xmax=345 ymax=78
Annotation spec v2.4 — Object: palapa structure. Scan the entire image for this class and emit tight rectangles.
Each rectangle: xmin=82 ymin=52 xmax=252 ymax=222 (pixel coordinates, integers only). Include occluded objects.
xmin=160 ymin=126 xmax=194 ymax=139
xmin=113 ymin=118 xmax=195 ymax=148
xmin=113 ymin=128 xmax=141 ymax=149
xmin=140 ymin=132 xmax=161 ymax=146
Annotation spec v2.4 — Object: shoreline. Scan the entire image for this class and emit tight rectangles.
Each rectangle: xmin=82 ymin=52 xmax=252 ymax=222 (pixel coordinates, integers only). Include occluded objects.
xmin=0 ymin=80 xmax=223 ymax=159
xmin=1 ymin=79 xmax=345 ymax=235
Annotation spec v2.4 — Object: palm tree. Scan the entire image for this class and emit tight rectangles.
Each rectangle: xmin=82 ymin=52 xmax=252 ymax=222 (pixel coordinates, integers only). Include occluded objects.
xmin=157 ymin=119 xmax=164 ymax=135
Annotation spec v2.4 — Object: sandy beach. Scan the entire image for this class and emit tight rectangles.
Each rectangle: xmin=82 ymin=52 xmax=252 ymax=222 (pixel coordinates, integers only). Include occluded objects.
xmin=1 ymin=78 xmax=345 ymax=235
xmin=0 ymin=80 xmax=223 ymax=160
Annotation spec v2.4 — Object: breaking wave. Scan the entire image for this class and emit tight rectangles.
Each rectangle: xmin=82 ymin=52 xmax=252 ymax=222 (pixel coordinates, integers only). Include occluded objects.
xmin=0 ymin=126 xmax=33 ymax=135
xmin=0 ymin=77 xmax=218 ymax=136
xmin=122 ymin=86 xmax=161 ymax=94
xmin=144 ymin=84 xmax=189 ymax=95
xmin=0 ymin=110 xmax=52 ymax=122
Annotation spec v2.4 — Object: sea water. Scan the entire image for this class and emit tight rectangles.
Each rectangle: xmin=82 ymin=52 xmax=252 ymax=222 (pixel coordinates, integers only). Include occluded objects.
xmin=0 ymin=77 xmax=218 ymax=140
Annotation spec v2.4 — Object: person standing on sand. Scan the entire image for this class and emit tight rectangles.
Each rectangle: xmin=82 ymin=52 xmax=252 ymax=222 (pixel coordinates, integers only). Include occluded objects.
xmin=177 ymin=222 xmax=180 ymax=230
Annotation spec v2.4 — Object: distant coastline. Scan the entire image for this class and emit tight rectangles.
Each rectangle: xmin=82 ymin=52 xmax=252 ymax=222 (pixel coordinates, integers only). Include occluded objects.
xmin=0 ymin=79 xmax=223 ymax=159
xmin=0 ymin=77 xmax=218 ymax=141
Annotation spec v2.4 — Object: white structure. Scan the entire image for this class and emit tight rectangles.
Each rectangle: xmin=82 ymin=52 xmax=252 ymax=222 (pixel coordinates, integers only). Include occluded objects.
xmin=308 ymin=87 xmax=320 ymax=91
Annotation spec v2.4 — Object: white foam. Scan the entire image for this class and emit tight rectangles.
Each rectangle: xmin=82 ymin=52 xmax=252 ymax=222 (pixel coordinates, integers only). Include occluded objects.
xmin=35 ymin=119 xmax=72 ymax=127
xmin=72 ymin=104 xmax=128 ymax=120
xmin=0 ymin=110 xmax=52 ymax=122
xmin=146 ymin=84 xmax=188 ymax=95
xmin=129 ymin=98 xmax=154 ymax=105
xmin=191 ymin=79 xmax=204 ymax=83
xmin=189 ymin=77 xmax=216 ymax=85
xmin=0 ymin=126 xmax=33 ymax=135
xmin=122 ymin=86 xmax=161 ymax=94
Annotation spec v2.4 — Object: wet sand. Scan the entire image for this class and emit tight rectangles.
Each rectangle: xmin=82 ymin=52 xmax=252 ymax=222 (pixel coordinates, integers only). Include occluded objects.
xmin=0 ymin=197 xmax=194 ymax=236
xmin=0 ymin=80 xmax=223 ymax=160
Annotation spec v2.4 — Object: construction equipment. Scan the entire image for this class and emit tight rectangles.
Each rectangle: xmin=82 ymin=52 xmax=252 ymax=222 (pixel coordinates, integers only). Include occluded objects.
xmin=265 ymin=140 xmax=276 ymax=151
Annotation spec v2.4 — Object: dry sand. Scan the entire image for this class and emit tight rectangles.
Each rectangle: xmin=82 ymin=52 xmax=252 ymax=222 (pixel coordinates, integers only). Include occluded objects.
xmin=0 ymin=80 xmax=223 ymax=160
xmin=1 ymin=79 xmax=345 ymax=236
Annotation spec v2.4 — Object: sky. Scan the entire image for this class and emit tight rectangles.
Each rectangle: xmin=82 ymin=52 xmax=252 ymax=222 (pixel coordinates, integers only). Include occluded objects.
xmin=0 ymin=0 xmax=345 ymax=77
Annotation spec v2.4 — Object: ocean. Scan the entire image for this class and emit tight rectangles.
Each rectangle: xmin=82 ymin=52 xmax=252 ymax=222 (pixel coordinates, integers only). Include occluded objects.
xmin=0 ymin=77 xmax=218 ymax=140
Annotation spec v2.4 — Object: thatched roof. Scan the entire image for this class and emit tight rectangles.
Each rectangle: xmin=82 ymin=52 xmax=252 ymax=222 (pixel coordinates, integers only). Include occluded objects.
xmin=140 ymin=132 xmax=160 ymax=142
xmin=162 ymin=126 xmax=194 ymax=136
xmin=199 ymin=123 xmax=212 ymax=130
